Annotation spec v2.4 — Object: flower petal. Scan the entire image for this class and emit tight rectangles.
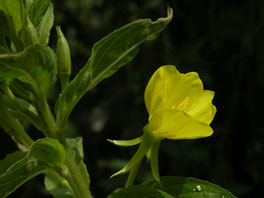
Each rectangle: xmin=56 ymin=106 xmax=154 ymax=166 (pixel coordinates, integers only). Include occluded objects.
xmin=144 ymin=65 xmax=205 ymax=115
xmin=144 ymin=65 xmax=178 ymax=115
xmin=164 ymin=71 xmax=203 ymax=111
xmin=185 ymin=90 xmax=217 ymax=124
xmin=147 ymin=110 xmax=213 ymax=140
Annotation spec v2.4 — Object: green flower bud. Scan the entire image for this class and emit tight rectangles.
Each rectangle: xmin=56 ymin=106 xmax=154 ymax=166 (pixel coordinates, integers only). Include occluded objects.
xmin=56 ymin=26 xmax=71 ymax=90
xmin=20 ymin=14 xmax=39 ymax=48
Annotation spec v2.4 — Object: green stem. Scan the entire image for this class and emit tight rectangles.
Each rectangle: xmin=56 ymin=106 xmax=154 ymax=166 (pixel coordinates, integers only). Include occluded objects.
xmin=11 ymin=73 xmax=91 ymax=197
xmin=125 ymin=158 xmax=143 ymax=187
xmin=65 ymin=150 xmax=92 ymax=198
xmin=0 ymin=94 xmax=33 ymax=147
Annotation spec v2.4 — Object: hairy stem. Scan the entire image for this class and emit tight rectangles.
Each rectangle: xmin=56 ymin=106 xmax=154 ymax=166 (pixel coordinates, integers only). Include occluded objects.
xmin=65 ymin=149 xmax=92 ymax=198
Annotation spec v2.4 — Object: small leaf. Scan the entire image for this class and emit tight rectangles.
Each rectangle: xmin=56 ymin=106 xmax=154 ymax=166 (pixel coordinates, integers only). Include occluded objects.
xmin=0 ymin=44 xmax=57 ymax=97
xmin=28 ymin=0 xmax=51 ymax=26
xmin=36 ymin=3 xmax=54 ymax=45
xmin=55 ymin=8 xmax=173 ymax=127
xmin=0 ymin=138 xmax=66 ymax=198
xmin=145 ymin=176 xmax=238 ymax=198
xmin=107 ymin=185 xmax=174 ymax=198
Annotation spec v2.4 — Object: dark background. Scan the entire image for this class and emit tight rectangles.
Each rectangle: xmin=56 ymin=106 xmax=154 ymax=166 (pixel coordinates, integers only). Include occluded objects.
xmin=1 ymin=0 xmax=264 ymax=197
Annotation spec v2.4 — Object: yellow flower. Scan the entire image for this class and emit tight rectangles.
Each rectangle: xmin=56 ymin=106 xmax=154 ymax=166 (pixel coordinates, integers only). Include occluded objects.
xmin=109 ymin=65 xmax=217 ymax=185
xmin=144 ymin=65 xmax=216 ymax=140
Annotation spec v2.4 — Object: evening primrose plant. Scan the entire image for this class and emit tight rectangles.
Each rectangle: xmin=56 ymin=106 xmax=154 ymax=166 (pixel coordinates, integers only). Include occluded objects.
xmin=0 ymin=0 xmax=237 ymax=198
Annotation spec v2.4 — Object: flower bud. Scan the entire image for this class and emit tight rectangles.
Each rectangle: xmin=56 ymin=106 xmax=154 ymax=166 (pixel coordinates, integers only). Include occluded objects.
xmin=56 ymin=26 xmax=71 ymax=90
xmin=20 ymin=14 xmax=39 ymax=48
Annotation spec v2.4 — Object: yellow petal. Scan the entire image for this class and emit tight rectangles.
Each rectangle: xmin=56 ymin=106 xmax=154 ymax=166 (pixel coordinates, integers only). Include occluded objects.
xmin=163 ymin=71 xmax=203 ymax=111
xmin=147 ymin=110 xmax=213 ymax=140
xmin=144 ymin=65 xmax=204 ymax=115
xmin=185 ymin=90 xmax=217 ymax=124
xmin=144 ymin=65 xmax=178 ymax=115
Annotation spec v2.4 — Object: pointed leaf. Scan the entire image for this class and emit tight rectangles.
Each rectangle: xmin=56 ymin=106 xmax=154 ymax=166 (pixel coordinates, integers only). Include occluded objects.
xmin=55 ymin=8 xmax=173 ymax=126
xmin=28 ymin=0 xmax=51 ymax=26
xmin=36 ymin=3 xmax=54 ymax=45
xmin=0 ymin=138 xmax=66 ymax=198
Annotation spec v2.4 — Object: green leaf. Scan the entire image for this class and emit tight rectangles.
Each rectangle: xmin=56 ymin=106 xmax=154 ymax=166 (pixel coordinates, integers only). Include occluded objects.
xmin=28 ymin=0 xmax=51 ymax=26
xmin=2 ymin=94 xmax=45 ymax=131
xmin=44 ymin=173 xmax=74 ymax=198
xmin=55 ymin=8 xmax=173 ymax=127
xmin=0 ymin=44 xmax=57 ymax=97
xmin=107 ymin=185 xmax=174 ymax=198
xmin=0 ymin=138 xmax=66 ymax=198
xmin=44 ymin=138 xmax=89 ymax=198
xmin=36 ymin=3 xmax=54 ymax=45
xmin=29 ymin=138 xmax=66 ymax=168
xmin=0 ymin=0 xmax=25 ymax=34
xmin=145 ymin=176 xmax=238 ymax=198
xmin=0 ymin=151 xmax=27 ymax=176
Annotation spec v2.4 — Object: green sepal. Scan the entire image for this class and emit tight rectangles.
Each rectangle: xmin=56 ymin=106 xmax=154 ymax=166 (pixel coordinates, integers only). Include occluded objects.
xmin=107 ymin=136 xmax=143 ymax=147
xmin=110 ymin=131 xmax=156 ymax=178
xmin=150 ymin=141 xmax=161 ymax=184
